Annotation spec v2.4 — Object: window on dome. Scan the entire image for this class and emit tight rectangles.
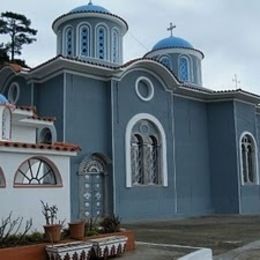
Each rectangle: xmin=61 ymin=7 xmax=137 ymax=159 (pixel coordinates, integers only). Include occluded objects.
xmin=96 ymin=26 xmax=107 ymax=60
xmin=179 ymin=56 xmax=191 ymax=82
xmin=112 ymin=28 xmax=119 ymax=63
xmin=65 ymin=27 xmax=73 ymax=57
xmin=160 ymin=56 xmax=171 ymax=69
xmin=0 ymin=167 xmax=6 ymax=188
xmin=2 ymin=108 xmax=11 ymax=140
xmin=14 ymin=157 xmax=62 ymax=187
xmin=240 ymin=133 xmax=259 ymax=185
xmin=79 ymin=25 xmax=90 ymax=57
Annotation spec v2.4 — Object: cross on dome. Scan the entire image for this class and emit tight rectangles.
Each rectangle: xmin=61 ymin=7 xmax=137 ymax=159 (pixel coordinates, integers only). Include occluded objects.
xmin=232 ymin=74 xmax=241 ymax=89
xmin=167 ymin=22 xmax=176 ymax=37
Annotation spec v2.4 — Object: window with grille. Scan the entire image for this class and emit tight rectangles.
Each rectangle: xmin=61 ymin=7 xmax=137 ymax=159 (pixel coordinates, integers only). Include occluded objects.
xmin=14 ymin=157 xmax=62 ymax=186
xmin=130 ymin=120 xmax=161 ymax=186
xmin=179 ymin=56 xmax=190 ymax=82
xmin=65 ymin=27 xmax=73 ymax=56
xmin=241 ymin=134 xmax=258 ymax=185
xmin=80 ymin=25 xmax=90 ymax=57
xmin=96 ymin=26 xmax=107 ymax=60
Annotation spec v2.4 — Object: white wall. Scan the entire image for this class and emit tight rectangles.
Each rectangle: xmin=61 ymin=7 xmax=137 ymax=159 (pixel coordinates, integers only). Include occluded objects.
xmin=0 ymin=152 xmax=71 ymax=232
xmin=12 ymin=125 xmax=36 ymax=143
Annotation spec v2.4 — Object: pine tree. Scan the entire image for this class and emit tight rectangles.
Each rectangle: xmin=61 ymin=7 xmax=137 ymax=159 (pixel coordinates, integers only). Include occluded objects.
xmin=0 ymin=11 xmax=37 ymax=61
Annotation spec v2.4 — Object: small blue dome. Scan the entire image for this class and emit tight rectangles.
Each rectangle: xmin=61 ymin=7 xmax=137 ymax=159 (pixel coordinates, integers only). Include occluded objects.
xmin=70 ymin=2 xmax=111 ymax=14
xmin=0 ymin=94 xmax=9 ymax=105
xmin=152 ymin=36 xmax=193 ymax=51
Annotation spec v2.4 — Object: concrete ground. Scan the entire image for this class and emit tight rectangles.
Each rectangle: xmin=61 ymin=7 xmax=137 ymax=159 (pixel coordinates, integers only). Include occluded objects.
xmin=121 ymin=215 xmax=260 ymax=258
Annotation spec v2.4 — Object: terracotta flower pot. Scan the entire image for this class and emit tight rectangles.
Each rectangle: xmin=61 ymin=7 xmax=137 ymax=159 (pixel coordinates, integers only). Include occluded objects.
xmin=68 ymin=221 xmax=86 ymax=240
xmin=43 ymin=224 xmax=62 ymax=243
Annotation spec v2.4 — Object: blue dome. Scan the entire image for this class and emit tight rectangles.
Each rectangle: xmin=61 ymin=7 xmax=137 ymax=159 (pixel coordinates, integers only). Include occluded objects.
xmin=0 ymin=94 xmax=9 ymax=105
xmin=152 ymin=36 xmax=193 ymax=51
xmin=70 ymin=2 xmax=111 ymax=14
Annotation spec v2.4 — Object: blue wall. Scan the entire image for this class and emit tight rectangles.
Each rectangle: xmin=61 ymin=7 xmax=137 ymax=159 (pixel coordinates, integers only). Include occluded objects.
xmin=34 ymin=75 xmax=64 ymax=141
xmin=208 ymin=101 xmax=239 ymax=213
xmin=234 ymin=101 xmax=260 ymax=214
xmin=64 ymin=73 xmax=112 ymax=219
xmin=112 ymin=70 xmax=176 ymax=221
xmin=174 ymin=96 xmax=212 ymax=216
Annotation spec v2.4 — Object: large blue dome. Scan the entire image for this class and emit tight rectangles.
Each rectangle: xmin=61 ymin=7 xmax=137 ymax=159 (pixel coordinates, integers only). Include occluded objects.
xmin=152 ymin=36 xmax=193 ymax=51
xmin=70 ymin=2 xmax=111 ymax=14
xmin=0 ymin=94 xmax=9 ymax=105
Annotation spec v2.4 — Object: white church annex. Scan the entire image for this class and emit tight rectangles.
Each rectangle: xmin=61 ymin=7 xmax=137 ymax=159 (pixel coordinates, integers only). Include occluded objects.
xmin=0 ymin=94 xmax=79 ymax=230
xmin=1 ymin=1 xmax=260 ymax=223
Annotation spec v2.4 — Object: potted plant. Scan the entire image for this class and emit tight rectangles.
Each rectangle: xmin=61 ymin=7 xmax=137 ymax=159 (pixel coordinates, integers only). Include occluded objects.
xmin=41 ymin=201 xmax=64 ymax=243
xmin=68 ymin=220 xmax=86 ymax=240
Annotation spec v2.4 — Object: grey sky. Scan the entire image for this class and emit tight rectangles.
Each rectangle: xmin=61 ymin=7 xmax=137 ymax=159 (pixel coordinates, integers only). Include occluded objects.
xmin=1 ymin=0 xmax=260 ymax=93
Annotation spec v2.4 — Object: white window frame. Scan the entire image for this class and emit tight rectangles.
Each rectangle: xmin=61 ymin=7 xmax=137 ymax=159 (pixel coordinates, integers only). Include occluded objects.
xmin=125 ymin=113 xmax=168 ymax=188
xmin=95 ymin=23 xmax=109 ymax=61
xmin=178 ymin=55 xmax=192 ymax=82
xmin=239 ymin=131 xmax=259 ymax=185
xmin=63 ymin=25 xmax=74 ymax=57
xmin=76 ymin=22 xmax=92 ymax=58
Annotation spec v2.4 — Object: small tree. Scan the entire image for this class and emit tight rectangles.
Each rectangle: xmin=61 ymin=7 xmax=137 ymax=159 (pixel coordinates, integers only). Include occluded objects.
xmin=0 ymin=11 xmax=37 ymax=61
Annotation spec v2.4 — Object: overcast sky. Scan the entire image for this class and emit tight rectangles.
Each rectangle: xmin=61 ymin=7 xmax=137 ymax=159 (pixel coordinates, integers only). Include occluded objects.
xmin=1 ymin=0 xmax=260 ymax=93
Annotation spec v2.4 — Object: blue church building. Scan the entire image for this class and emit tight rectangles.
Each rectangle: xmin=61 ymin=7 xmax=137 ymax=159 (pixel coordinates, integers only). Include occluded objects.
xmin=1 ymin=1 xmax=260 ymax=222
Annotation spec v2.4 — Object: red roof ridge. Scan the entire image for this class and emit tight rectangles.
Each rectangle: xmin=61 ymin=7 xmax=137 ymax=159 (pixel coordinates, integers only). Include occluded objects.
xmin=0 ymin=141 xmax=80 ymax=152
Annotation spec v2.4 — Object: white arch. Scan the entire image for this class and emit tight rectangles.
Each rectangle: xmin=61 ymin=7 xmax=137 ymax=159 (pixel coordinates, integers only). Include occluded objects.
xmin=125 ymin=113 xmax=168 ymax=187
xmin=95 ymin=23 xmax=110 ymax=61
xmin=76 ymin=22 xmax=92 ymax=57
xmin=63 ymin=25 xmax=74 ymax=56
xmin=178 ymin=54 xmax=193 ymax=82
xmin=111 ymin=27 xmax=120 ymax=63
xmin=239 ymin=131 xmax=259 ymax=185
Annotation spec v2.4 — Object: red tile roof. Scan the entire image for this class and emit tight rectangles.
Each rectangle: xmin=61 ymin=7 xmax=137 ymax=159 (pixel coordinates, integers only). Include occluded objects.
xmin=0 ymin=141 xmax=80 ymax=152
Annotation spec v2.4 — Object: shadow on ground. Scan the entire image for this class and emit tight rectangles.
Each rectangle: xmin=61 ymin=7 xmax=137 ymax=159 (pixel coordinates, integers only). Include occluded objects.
xmin=123 ymin=215 xmax=260 ymax=256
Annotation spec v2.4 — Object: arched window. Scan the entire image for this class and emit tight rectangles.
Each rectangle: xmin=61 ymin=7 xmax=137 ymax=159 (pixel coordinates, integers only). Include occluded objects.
xmin=2 ymin=108 xmax=11 ymax=140
xmin=240 ymin=133 xmax=259 ymax=185
xmin=14 ymin=157 xmax=62 ymax=186
xmin=79 ymin=24 xmax=90 ymax=57
xmin=128 ymin=119 xmax=163 ymax=186
xmin=179 ymin=55 xmax=191 ymax=82
xmin=160 ymin=56 xmax=171 ymax=69
xmin=111 ymin=28 xmax=119 ymax=63
xmin=64 ymin=27 xmax=73 ymax=57
xmin=96 ymin=25 xmax=107 ymax=60
xmin=38 ymin=128 xmax=52 ymax=144
xmin=0 ymin=167 xmax=6 ymax=188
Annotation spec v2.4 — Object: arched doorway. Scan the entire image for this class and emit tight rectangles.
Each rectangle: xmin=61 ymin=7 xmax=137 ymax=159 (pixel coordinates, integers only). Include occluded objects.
xmin=79 ymin=156 xmax=106 ymax=219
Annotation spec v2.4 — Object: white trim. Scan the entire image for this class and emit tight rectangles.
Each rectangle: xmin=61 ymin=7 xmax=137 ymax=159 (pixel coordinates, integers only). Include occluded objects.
xmin=111 ymin=27 xmax=120 ymax=64
xmin=62 ymin=25 xmax=74 ymax=56
xmin=239 ymin=131 xmax=259 ymax=185
xmin=95 ymin=23 xmax=110 ymax=61
xmin=178 ymin=54 xmax=192 ymax=82
xmin=146 ymin=48 xmax=204 ymax=60
xmin=159 ymin=55 xmax=172 ymax=70
xmin=8 ymin=82 xmax=20 ymax=104
xmin=63 ymin=73 xmax=67 ymax=142
xmin=125 ymin=113 xmax=168 ymax=188
xmin=116 ymin=67 xmax=174 ymax=93
xmin=135 ymin=76 xmax=154 ymax=102
xmin=111 ymin=80 xmax=117 ymax=215
xmin=53 ymin=12 xmax=128 ymax=35
xmin=76 ymin=22 xmax=92 ymax=58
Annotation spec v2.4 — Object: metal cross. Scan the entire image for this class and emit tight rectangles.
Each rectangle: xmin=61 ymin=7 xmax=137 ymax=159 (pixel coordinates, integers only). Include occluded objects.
xmin=232 ymin=74 xmax=241 ymax=89
xmin=167 ymin=22 xmax=176 ymax=37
